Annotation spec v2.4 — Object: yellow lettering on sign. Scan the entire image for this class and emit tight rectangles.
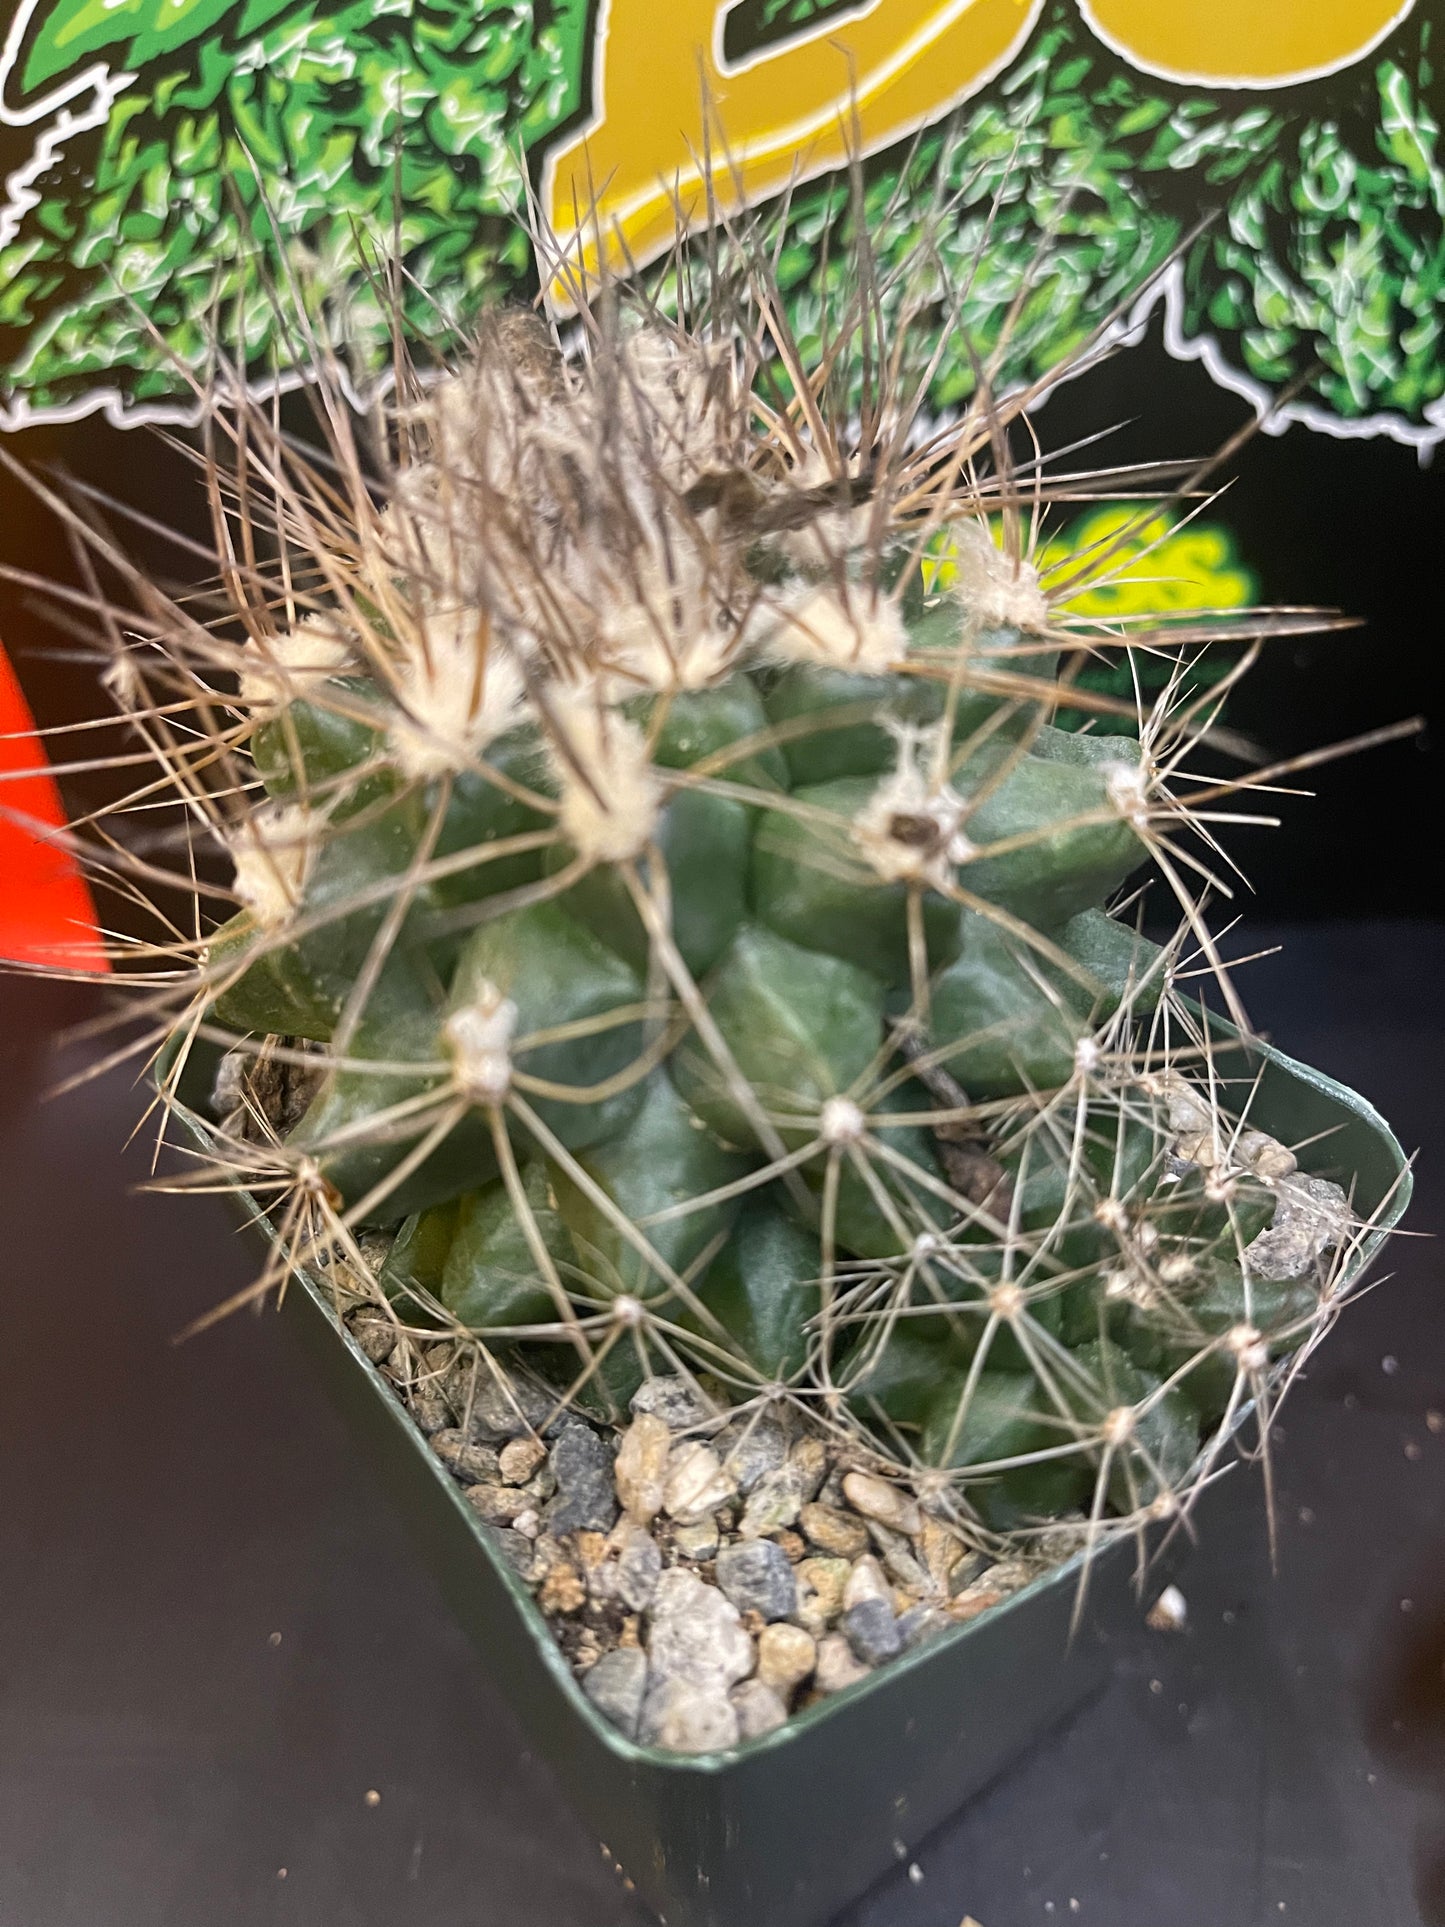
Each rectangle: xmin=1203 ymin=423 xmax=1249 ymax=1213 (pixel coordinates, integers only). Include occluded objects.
xmin=1079 ymin=0 xmax=1416 ymax=87
xmin=542 ymin=0 xmax=1044 ymax=296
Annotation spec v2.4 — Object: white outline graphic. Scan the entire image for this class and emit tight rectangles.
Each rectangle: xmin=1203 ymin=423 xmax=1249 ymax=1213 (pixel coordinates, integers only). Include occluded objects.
xmin=0 ymin=0 xmax=1441 ymax=455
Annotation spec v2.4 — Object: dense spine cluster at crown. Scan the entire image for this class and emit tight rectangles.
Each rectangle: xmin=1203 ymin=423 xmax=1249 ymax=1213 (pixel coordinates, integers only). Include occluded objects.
xmin=49 ymin=223 xmax=1390 ymax=1643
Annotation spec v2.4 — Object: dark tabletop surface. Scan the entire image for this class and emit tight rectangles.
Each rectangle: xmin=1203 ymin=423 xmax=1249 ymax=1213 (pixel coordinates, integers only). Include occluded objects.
xmin=1 ymin=920 xmax=1443 ymax=1927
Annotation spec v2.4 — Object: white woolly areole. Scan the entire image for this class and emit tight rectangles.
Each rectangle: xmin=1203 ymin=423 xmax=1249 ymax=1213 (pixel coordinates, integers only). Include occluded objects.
xmin=239 ymin=616 xmax=352 ymax=709
xmin=1104 ymin=755 xmax=1152 ymax=830
xmin=763 ymin=584 xmax=905 ymax=675
xmin=949 ymin=522 xmax=1049 ymax=635
xmin=773 ymin=449 xmax=877 ymax=568
xmin=819 ymin=1096 xmax=867 ymax=1145
xmin=445 ymin=982 xmax=518 ymax=1104
xmin=548 ymin=687 xmax=661 ymax=865
xmin=228 ymin=804 xmax=316 ymax=930
xmin=584 ymin=548 xmax=738 ymax=698
xmin=390 ymin=610 xmax=529 ymax=780
xmin=851 ymin=726 xmax=969 ymax=891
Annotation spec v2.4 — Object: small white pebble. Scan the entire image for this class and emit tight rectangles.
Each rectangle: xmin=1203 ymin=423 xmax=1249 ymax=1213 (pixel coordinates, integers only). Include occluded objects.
xmin=268 ymin=1631 xmax=283 ymax=1647
xmin=1070 ymin=1903 xmax=1081 ymax=1915
xmin=276 ymin=1869 xmax=287 ymax=1881
xmin=908 ymin=1863 xmax=924 ymax=1885
xmin=1383 ymin=1355 xmax=1400 ymax=1375
xmin=1222 ymin=1609 xmax=1236 ymax=1625
xmin=1298 ymin=1507 xmax=1315 ymax=1526
xmin=1149 ymin=1679 xmax=1163 ymax=1695
xmin=364 ymin=1789 xmax=381 ymax=1809
xmin=1406 ymin=1441 xmax=1423 ymax=1461
xmin=1402 ymin=1598 xmax=1415 ymax=1613
xmin=1429 ymin=1411 xmax=1444 ymax=1434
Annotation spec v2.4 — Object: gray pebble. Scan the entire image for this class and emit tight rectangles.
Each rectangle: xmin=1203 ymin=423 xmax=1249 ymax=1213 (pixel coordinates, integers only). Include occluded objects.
xmin=843 ymin=1597 xmax=903 ymax=1666
xmin=631 ymin=1376 xmax=710 ymax=1431
xmin=730 ymin=1678 xmax=788 ymax=1740
xmin=738 ymin=1464 xmax=805 ymax=1538
xmin=714 ymin=1416 xmax=789 ymax=1495
xmin=647 ymin=1569 xmax=755 ymax=1689
xmin=715 ymin=1539 xmax=799 ymax=1623
xmin=488 ymin=1527 xmax=537 ymax=1578
xmin=583 ymin=1648 xmax=649 ymax=1740
xmin=446 ymin=1357 xmax=554 ymax=1442
xmin=639 ymin=1676 xmax=739 ymax=1753
xmin=411 ymin=1381 xmax=453 ymax=1435
xmin=947 ymin=1551 xmax=993 ymax=1597
xmin=611 ymin=1524 xmax=663 ymax=1613
xmin=543 ymin=1421 xmax=619 ymax=1535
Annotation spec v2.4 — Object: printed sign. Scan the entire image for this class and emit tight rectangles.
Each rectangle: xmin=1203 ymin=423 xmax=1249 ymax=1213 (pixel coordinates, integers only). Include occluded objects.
xmin=1 ymin=0 xmax=1440 ymax=446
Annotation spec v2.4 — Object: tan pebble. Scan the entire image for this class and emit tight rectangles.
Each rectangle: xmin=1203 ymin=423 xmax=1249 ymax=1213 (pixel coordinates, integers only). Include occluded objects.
xmin=757 ymin=1622 xmax=817 ymax=1697
xmin=431 ymin=1430 xmax=503 ymax=1484
xmin=985 ymin=1558 xmax=1036 ymax=1594
xmin=1429 ymin=1411 xmax=1445 ymax=1434
xmin=573 ymin=1530 xmax=610 ymax=1572
xmin=614 ymin=1413 xmax=673 ymax=1523
xmin=663 ymin=1442 xmax=737 ymax=1525
xmin=948 ymin=1587 xmax=1006 ymax=1624
xmin=791 ymin=1557 xmax=849 ymax=1636
xmin=351 ymin=1316 xmax=397 ymax=1364
xmin=465 ymin=1482 xmax=532 ymax=1527
xmin=843 ymin=1555 xmax=890 ymax=1611
xmin=1236 ymin=1129 xmax=1297 ymax=1179
xmin=918 ymin=1516 xmax=971 ymax=1592
xmin=800 ymin=1501 xmax=870 ymax=1561
xmin=618 ymin=1616 xmax=642 ymax=1650
xmin=814 ymin=1632 xmax=872 ymax=1694
xmin=789 ymin=1436 xmax=829 ymax=1501
xmin=773 ymin=1530 xmax=807 ymax=1564
xmin=498 ymin=1436 xmax=547 ymax=1485
xmin=511 ymin=1509 xmax=541 ymax=1540
xmin=842 ymin=1471 xmax=922 ymax=1537
xmin=539 ymin=1562 xmax=587 ymax=1616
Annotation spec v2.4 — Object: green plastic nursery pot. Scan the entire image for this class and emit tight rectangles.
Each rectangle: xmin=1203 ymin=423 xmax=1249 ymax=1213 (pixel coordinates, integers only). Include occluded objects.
xmin=166 ymin=1026 xmax=1409 ymax=1927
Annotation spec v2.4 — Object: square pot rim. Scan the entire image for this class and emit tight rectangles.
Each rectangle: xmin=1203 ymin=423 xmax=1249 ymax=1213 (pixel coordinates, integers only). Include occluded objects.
xmin=157 ymin=1015 xmax=1412 ymax=1776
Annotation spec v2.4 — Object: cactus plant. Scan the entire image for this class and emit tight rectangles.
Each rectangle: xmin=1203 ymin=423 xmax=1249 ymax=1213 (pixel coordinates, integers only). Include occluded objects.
xmin=28 ymin=212 xmax=1408 ymax=1748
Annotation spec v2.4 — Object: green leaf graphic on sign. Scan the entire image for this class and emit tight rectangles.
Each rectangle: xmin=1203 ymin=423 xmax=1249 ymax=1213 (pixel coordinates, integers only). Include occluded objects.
xmin=21 ymin=0 xmax=293 ymax=93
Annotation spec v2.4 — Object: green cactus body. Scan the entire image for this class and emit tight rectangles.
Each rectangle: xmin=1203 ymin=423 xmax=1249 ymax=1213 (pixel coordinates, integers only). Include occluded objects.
xmin=174 ymin=293 xmax=1370 ymax=1559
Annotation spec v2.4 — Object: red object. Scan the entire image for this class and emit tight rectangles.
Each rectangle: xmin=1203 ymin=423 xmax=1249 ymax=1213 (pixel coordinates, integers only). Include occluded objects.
xmin=0 ymin=638 xmax=108 ymax=973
